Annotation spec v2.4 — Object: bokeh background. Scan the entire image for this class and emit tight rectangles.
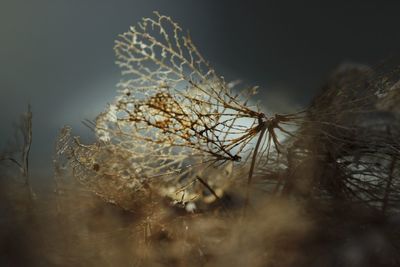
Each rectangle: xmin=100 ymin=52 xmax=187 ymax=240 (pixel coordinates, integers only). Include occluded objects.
xmin=1 ymin=0 xmax=400 ymax=181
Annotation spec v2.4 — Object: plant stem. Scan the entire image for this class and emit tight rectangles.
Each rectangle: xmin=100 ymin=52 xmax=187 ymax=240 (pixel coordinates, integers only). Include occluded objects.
xmin=196 ymin=175 xmax=220 ymax=200
xmin=243 ymin=125 xmax=267 ymax=215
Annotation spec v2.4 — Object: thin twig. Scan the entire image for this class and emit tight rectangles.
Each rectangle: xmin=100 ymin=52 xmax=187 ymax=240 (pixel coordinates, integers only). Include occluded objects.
xmin=196 ymin=175 xmax=220 ymax=200
xmin=243 ymin=124 xmax=267 ymax=215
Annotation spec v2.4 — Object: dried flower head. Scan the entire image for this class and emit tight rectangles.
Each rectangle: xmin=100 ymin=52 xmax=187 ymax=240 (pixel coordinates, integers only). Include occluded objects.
xmin=57 ymin=12 xmax=300 ymax=208
xmin=273 ymin=63 xmax=400 ymax=213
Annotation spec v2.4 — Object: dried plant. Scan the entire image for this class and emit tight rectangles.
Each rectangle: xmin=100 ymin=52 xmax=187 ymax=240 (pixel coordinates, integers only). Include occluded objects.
xmin=55 ymin=12 xmax=400 ymax=219
xmin=0 ymin=104 xmax=34 ymax=197
xmin=57 ymin=12 xmax=301 ymax=209
xmin=111 ymin=11 xmax=302 ymax=166
xmin=273 ymin=63 xmax=400 ymax=213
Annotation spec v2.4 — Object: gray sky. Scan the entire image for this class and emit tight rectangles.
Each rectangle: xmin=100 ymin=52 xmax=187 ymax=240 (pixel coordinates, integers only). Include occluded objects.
xmin=1 ymin=0 xmax=400 ymax=179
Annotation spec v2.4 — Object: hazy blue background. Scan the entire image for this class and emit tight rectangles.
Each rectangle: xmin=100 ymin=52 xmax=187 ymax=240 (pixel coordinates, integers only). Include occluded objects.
xmin=1 ymin=0 xmax=400 ymax=181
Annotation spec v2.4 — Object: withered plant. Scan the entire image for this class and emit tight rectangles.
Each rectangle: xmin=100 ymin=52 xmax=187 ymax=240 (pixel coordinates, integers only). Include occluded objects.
xmin=0 ymin=104 xmax=34 ymax=197
xmin=57 ymin=12 xmax=301 ymax=208
xmin=270 ymin=63 xmax=400 ymax=213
